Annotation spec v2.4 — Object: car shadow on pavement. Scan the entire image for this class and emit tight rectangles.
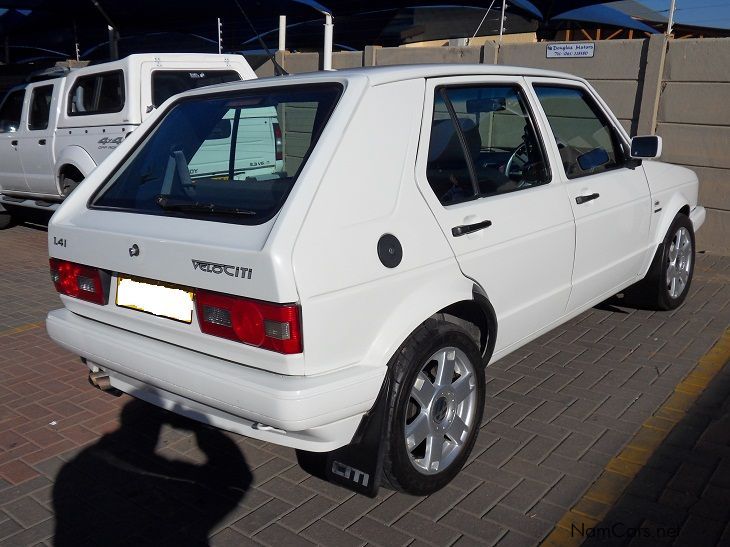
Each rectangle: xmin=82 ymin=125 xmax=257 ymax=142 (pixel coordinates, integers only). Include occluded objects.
xmin=582 ymin=357 xmax=730 ymax=546
xmin=52 ymin=398 xmax=252 ymax=547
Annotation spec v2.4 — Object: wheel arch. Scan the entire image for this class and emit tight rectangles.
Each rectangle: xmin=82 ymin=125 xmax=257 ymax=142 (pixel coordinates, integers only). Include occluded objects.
xmin=438 ymin=285 xmax=498 ymax=365
xmin=55 ymin=146 xmax=97 ymax=191
xmin=359 ymin=273 xmax=477 ymax=370
xmin=652 ymin=196 xmax=692 ymax=249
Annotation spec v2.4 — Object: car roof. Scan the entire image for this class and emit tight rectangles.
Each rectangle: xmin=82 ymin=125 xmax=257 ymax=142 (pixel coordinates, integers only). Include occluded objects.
xmin=167 ymin=63 xmax=586 ymax=104
xmin=258 ymin=64 xmax=584 ymax=86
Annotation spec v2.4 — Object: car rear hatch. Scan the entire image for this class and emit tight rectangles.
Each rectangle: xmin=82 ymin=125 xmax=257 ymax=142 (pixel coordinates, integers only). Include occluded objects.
xmin=48 ymin=82 xmax=344 ymax=375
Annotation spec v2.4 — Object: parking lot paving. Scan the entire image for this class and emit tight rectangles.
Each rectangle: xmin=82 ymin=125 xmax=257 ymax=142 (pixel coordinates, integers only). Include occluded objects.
xmin=0 ymin=223 xmax=728 ymax=546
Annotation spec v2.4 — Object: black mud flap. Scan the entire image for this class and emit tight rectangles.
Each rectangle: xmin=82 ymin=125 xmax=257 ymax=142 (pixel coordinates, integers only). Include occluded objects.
xmin=296 ymin=375 xmax=392 ymax=498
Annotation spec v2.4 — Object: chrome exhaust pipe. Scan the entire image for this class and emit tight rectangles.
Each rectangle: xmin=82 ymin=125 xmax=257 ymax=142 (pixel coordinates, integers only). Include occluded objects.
xmin=88 ymin=371 xmax=123 ymax=396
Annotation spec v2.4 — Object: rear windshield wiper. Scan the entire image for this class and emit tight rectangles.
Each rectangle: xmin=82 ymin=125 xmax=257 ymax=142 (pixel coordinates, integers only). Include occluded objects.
xmin=155 ymin=195 xmax=257 ymax=216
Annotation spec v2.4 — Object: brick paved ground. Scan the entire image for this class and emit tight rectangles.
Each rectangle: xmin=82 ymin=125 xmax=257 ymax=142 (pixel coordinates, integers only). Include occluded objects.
xmin=582 ymin=341 xmax=730 ymax=547
xmin=0 ymin=223 xmax=728 ymax=546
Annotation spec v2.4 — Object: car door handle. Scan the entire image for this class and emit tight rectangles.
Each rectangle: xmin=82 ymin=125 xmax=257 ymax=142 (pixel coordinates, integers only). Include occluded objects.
xmin=575 ymin=193 xmax=600 ymax=205
xmin=452 ymin=219 xmax=492 ymax=237
xmin=10 ymin=140 xmax=17 ymax=146
xmin=38 ymin=138 xmax=46 ymax=145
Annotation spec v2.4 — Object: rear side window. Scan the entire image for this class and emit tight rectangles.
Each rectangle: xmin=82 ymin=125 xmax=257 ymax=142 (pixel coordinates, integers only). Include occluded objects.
xmin=91 ymin=83 xmax=342 ymax=225
xmin=533 ymin=85 xmax=624 ymax=179
xmin=68 ymin=70 xmax=125 ymax=116
xmin=152 ymin=70 xmax=242 ymax=107
xmin=0 ymin=89 xmax=25 ymax=133
xmin=427 ymin=85 xmax=550 ymax=206
xmin=28 ymin=85 xmax=53 ymax=130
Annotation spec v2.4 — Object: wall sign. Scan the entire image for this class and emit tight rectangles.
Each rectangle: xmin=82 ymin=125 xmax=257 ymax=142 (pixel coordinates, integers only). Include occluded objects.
xmin=546 ymin=43 xmax=595 ymax=58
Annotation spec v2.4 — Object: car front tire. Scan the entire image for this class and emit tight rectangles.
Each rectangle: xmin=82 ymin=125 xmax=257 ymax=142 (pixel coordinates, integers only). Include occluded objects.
xmin=382 ymin=317 xmax=485 ymax=495
xmin=645 ymin=213 xmax=696 ymax=310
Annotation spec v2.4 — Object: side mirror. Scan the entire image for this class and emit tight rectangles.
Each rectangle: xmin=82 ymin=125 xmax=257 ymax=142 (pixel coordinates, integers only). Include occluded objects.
xmin=630 ymin=135 xmax=662 ymax=159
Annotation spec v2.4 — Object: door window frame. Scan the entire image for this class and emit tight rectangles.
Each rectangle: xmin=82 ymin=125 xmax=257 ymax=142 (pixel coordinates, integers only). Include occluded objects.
xmin=526 ymin=78 xmax=632 ymax=182
xmin=28 ymin=84 xmax=54 ymax=131
xmin=417 ymin=76 xmax=554 ymax=209
xmin=0 ymin=88 xmax=26 ymax=134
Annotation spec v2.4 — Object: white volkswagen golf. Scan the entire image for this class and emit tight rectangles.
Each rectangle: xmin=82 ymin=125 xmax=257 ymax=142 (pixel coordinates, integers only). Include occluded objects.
xmin=46 ymin=65 xmax=704 ymax=496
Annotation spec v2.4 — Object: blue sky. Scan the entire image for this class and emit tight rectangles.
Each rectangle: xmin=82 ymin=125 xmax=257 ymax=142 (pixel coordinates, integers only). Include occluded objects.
xmin=638 ymin=1 xmax=730 ymax=29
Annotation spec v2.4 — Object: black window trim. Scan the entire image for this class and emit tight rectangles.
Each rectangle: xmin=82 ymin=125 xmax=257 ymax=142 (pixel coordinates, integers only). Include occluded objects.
xmin=28 ymin=83 xmax=54 ymax=131
xmin=87 ymin=82 xmax=345 ymax=226
xmin=531 ymin=82 xmax=629 ymax=181
xmin=0 ymin=88 xmax=26 ymax=132
xmin=67 ymin=69 xmax=126 ymax=117
xmin=429 ymin=81 xmax=553 ymax=206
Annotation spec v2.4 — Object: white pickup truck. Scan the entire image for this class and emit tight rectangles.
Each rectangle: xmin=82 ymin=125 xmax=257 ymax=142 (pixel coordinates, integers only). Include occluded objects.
xmin=0 ymin=53 xmax=269 ymax=228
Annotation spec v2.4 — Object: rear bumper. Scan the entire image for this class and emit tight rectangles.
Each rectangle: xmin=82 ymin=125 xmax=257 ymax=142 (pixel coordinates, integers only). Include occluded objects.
xmin=46 ymin=308 xmax=387 ymax=451
xmin=690 ymin=205 xmax=706 ymax=232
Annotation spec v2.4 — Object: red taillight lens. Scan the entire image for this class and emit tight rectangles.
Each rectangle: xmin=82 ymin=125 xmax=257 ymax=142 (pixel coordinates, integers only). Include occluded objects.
xmin=196 ymin=290 xmax=302 ymax=354
xmin=49 ymin=258 xmax=108 ymax=305
xmin=273 ymin=122 xmax=283 ymax=161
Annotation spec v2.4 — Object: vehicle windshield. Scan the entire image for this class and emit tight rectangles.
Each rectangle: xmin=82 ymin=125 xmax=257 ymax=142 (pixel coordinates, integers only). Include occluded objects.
xmin=92 ymin=83 xmax=342 ymax=224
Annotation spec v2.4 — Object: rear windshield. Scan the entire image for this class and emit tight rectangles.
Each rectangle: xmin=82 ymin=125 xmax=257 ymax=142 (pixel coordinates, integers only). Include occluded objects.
xmin=152 ymin=70 xmax=242 ymax=107
xmin=91 ymin=83 xmax=342 ymax=225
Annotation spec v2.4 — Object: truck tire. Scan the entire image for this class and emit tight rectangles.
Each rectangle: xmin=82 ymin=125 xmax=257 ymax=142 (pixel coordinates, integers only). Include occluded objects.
xmin=382 ymin=317 xmax=485 ymax=495
xmin=61 ymin=173 xmax=84 ymax=196
xmin=0 ymin=204 xmax=17 ymax=229
xmin=0 ymin=210 xmax=14 ymax=229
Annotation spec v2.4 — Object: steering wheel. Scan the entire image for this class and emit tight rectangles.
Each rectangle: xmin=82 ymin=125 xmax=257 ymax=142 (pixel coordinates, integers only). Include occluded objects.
xmin=505 ymin=143 xmax=529 ymax=186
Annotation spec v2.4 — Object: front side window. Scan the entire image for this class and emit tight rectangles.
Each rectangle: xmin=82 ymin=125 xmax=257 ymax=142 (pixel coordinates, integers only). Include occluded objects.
xmin=28 ymin=85 xmax=53 ymax=130
xmin=0 ymin=89 xmax=25 ymax=133
xmin=533 ymin=85 xmax=624 ymax=179
xmin=152 ymin=70 xmax=242 ymax=107
xmin=426 ymin=85 xmax=550 ymax=206
xmin=68 ymin=71 xmax=125 ymax=116
xmin=92 ymin=83 xmax=342 ymax=225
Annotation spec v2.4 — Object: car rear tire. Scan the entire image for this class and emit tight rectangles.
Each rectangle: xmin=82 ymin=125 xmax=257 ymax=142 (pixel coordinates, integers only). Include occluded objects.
xmin=381 ymin=317 xmax=485 ymax=495
xmin=644 ymin=213 xmax=695 ymax=310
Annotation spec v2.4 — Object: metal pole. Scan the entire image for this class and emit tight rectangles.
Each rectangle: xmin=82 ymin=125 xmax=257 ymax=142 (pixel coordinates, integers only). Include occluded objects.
xmin=323 ymin=13 xmax=333 ymax=70
xmin=666 ymin=0 xmax=676 ymax=37
xmin=217 ymin=18 xmax=222 ymax=53
xmin=107 ymin=25 xmax=118 ymax=60
xmin=496 ymin=0 xmax=506 ymax=64
xmin=278 ymin=15 xmax=286 ymax=51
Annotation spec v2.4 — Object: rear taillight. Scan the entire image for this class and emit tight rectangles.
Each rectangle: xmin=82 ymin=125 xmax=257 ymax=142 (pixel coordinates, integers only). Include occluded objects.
xmin=273 ymin=122 xmax=283 ymax=161
xmin=196 ymin=290 xmax=302 ymax=354
xmin=49 ymin=258 xmax=108 ymax=305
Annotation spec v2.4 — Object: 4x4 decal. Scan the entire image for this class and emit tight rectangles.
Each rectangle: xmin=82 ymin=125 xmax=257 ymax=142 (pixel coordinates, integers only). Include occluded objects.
xmin=192 ymin=259 xmax=252 ymax=280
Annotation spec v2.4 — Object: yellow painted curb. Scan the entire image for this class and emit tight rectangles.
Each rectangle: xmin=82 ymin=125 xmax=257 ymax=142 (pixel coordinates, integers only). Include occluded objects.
xmin=540 ymin=327 xmax=730 ymax=545
xmin=0 ymin=321 xmax=43 ymax=337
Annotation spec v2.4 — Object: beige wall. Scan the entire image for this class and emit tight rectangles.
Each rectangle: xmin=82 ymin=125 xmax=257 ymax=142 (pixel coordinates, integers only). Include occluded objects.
xmin=249 ymin=37 xmax=730 ymax=254
xmin=657 ymin=39 xmax=730 ymax=255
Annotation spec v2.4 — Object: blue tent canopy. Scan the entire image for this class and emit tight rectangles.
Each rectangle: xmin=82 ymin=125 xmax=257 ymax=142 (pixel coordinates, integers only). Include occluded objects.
xmin=551 ymin=4 xmax=658 ymax=34
xmin=0 ymin=1 xmax=660 ymax=64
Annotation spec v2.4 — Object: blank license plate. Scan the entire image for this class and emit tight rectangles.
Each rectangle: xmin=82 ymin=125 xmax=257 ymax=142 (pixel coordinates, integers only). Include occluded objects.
xmin=116 ymin=276 xmax=194 ymax=323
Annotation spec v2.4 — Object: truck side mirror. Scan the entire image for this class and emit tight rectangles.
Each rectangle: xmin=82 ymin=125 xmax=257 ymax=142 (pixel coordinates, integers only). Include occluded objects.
xmin=630 ymin=135 xmax=662 ymax=159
